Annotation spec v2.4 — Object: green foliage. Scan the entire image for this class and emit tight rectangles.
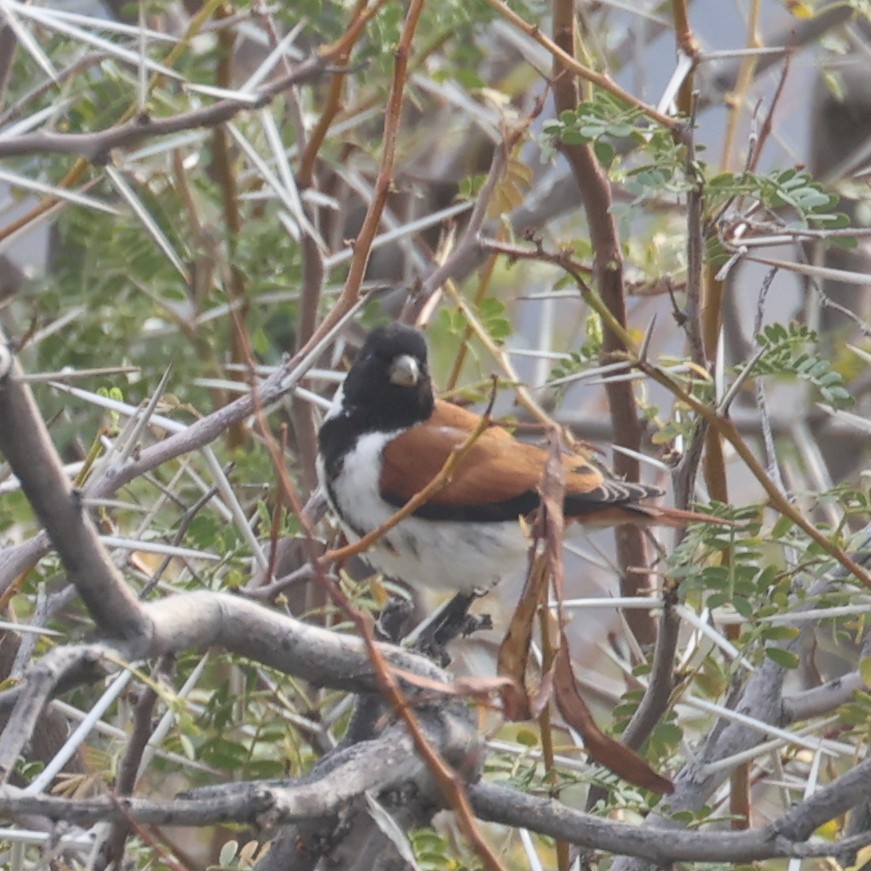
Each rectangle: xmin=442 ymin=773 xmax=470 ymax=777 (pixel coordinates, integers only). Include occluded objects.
xmin=483 ymin=742 xmax=541 ymax=791
xmin=477 ymin=297 xmax=513 ymax=343
xmin=457 ymin=172 xmax=487 ymax=200
xmin=411 ymin=828 xmax=482 ymax=871
xmin=669 ymin=504 xmax=779 ymax=620
xmin=817 ymin=481 xmax=871 ymax=518
xmin=542 ymin=93 xmax=649 ymax=167
xmin=763 ymin=645 xmax=800 ymax=669
xmin=0 ymin=491 xmax=33 ymax=533
xmin=543 ymin=94 xmax=849 ymax=234
xmin=214 ymin=838 xmax=266 ymax=869
xmin=668 ymin=502 xmax=871 ymax=681
xmin=837 ymin=681 xmax=871 ymax=743
xmin=612 ymin=688 xmax=684 ymax=761
xmin=435 ymin=297 xmax=513 ymax=351
xmin=542 ymin=92 xmax=693 ymax=212
xmin=545 ymin=312 xmax=604 ymax=398
xmin=743 ymin=322 xmax=855 ymax=409
xmin=705 ymin=167 xmax=848 ymax=227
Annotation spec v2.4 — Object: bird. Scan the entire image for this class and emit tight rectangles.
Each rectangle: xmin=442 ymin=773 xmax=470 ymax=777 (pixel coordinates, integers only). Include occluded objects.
xmin=317 ymin=322 xmax=718 ymax=594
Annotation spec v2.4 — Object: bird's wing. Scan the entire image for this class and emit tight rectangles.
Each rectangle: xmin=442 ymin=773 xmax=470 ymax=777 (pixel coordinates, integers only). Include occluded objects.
xmin=379 ymin=400 xmax=653 ymax=521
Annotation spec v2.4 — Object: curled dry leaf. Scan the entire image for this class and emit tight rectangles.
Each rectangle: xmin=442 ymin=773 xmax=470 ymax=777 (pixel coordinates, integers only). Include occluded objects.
xmin=497 ymin=430 xmax=569 ymax=720
xmin=554 ymin=636 xmax=674 ymax=795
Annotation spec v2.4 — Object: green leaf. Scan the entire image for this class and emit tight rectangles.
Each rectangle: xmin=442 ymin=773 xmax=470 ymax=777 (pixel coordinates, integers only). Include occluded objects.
xmin=594 ymin=139 xmax=615 ymax=165
xmin=516 ymin=729 xmax=539 ymax=747
xmin=739 ymin=321 xmax=855 ymax=409
xmin=732 ymin=597 xmax=754 ymax=619
xmin=762 ymin=625 xmax=800 ymax=641
xmin=765 ymin=647 xmax=800 ymax=668
xmin=219 ymin=841 xmax=239 ymax=866
xmin=859 ymin=657 xmax=871 ymax=688
xmin=477 ymin=297 xmax=512 ymax=343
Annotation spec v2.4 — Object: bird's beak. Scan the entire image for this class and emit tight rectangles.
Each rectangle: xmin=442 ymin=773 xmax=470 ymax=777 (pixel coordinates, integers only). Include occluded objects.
xmin=389 ymin=354 xmax=420 ymax=387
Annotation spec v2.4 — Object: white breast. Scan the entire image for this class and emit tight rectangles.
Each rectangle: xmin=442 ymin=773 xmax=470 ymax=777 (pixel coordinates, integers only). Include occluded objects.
xmin=316 ymin=430 xmax=529 ymax=592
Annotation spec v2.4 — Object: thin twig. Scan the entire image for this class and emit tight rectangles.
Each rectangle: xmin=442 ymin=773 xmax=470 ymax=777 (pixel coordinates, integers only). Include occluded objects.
xmin=483 ymin=0 xmax=679 ymax=131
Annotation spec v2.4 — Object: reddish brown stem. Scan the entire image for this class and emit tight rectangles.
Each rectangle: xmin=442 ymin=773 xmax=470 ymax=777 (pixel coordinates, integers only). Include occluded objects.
xmin=550 ymin=0 xmax=654 ymax=644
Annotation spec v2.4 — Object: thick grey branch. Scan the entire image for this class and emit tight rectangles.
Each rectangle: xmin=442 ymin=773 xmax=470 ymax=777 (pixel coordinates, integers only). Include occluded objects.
xmin=265 ymin=705 xmax=477 ymax=826
xmin=775 ymin=754 xmax=871 ymax=842
xmin=0 ymin=591 xmax=450 ymax=766
xmin=783 ymin=623 xmax=871 ymax=722
xmin=4 ymin=765 xmax=871 ymax=865
xmin=469 ymin=781 xmax=870 ymax=864
xmin=183 ymin=711 xmax=470 ymax=823
xmin=0 ymin=784 xmax=274 ymax=827
xmin=141 ymin=592 xmax=447 ymax=689
xmin=782 ymin=669 xmax=867 ymax=722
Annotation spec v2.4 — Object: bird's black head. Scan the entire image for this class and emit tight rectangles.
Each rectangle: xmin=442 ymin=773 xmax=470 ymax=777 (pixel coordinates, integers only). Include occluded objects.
xmin=337 ymin=323 xmax=434 ymax=432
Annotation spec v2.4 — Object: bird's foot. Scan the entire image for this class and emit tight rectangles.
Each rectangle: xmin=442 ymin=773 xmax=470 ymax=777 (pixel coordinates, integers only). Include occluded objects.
xmin=406 ymin=589 xmax=492 ymax=666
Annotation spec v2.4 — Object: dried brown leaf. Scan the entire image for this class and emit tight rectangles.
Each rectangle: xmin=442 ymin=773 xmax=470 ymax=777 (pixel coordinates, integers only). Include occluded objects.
xmin=554 ymin=636 xmax=674 ymax=795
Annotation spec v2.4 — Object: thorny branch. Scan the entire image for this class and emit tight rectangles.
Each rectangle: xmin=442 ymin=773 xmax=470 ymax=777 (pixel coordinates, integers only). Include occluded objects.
xmin=2 ymin=752 xmax=871 ymax=864
xmin=609 ymin=535 xmax=871 ymax=871
xmin=550 ymin=0 xmax=655 ymax=644
xmin=2 ymin=2 xmax=871 ymax=868
xmin=0 ymin=57 xmax=326 ymax=161
xmin=4 ymin=317 xmax=871 ymax=866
